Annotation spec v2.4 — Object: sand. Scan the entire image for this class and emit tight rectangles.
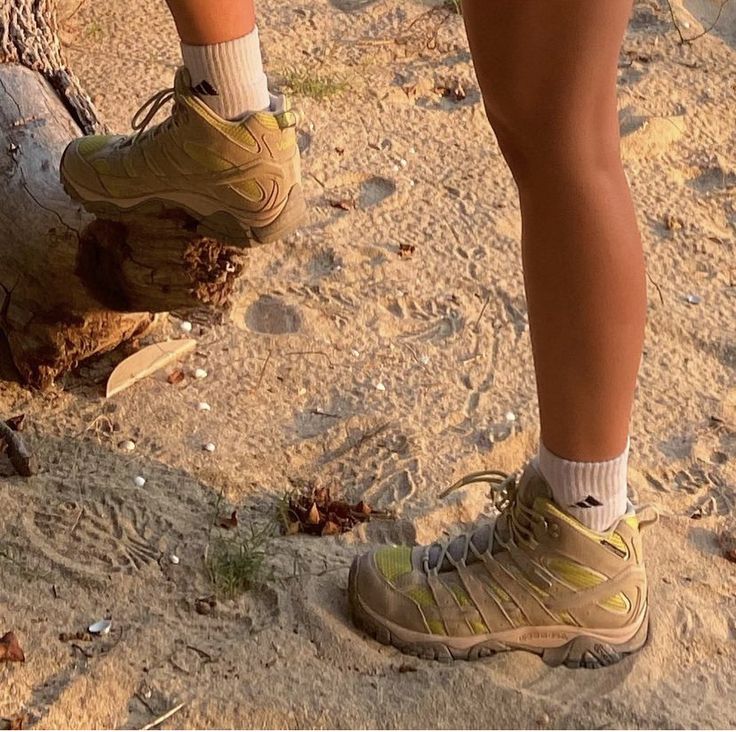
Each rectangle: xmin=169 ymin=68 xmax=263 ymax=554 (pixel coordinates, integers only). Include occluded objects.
xmin=1 ymin=0 xmax=735 ymax=727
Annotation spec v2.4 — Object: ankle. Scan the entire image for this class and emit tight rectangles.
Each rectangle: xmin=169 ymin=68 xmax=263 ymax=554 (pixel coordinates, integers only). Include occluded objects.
xmin=536 ymin=440 xmax=629 ymax=532
xmin=181 ymin=26 xmax=270 ymax=120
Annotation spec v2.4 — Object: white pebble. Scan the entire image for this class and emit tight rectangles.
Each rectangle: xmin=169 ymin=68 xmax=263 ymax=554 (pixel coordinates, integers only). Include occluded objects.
xmin=194 ymin=368 xmax=208 ymax=379
xmin=197 ymin=402 xmax=211 ymax=412
xmin=351 ymin=349 xmax=360 ymax=358
xmin=203 ymin=442 xmax=216 ymax=452
xmin=399 ymin=158 xmax=408 ymax=168
xmin=392 ymin=164 xmax=400 ymax=172
xmin=420 ymin=355 xmax=430 ymax=365
xmin=505 ymin=411 xmax=517 ymax=422
xmin=179 ymin=320 xmax=193 ymax=333
xmin=409 ymin=147 xmax=416 ymax=155
xmin=375 ymin=382 xmax=386 ymax=392
xmin=120 ymin=440 xmax=136 ymax=452
xmin=88 ymin=619 xmax=112 ymax=635
xmin=169 ymin=554 xmax=180 ymax=565
xmin=134 ymin=476 xmax=146 ymax=488
xmin=686 ymin=294 xmax=701 ymax=305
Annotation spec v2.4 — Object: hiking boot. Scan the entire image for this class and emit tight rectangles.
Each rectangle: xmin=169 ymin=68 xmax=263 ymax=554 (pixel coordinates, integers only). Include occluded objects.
xmin=60 ymin=68 xmax=305 ymax=245
xmin=348 ymin=462 xmax=655 ymax=668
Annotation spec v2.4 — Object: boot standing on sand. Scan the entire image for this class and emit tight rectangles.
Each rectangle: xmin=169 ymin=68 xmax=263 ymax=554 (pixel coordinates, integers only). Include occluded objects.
xmin=61 ymin=0 xmax=305 ymax=244
xmin=349 ymin=0 xmax=658 ymax=669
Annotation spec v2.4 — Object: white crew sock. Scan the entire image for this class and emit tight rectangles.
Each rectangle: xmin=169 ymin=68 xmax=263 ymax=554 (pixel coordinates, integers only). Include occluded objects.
xmin=536 ymin=440 xmax=630 ymax=532
xmin=181 ymin=27 xmax=270 ymax=120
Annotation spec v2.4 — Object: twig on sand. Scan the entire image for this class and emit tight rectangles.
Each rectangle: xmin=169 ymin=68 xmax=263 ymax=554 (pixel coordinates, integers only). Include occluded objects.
xmin=253 ymin=350 xmax=273 ymax=392
xmin=664 ymin=0 xmax=731 ymax=44
xmin=473 ymin=292 xmax=492 ymax=332
xmin=140 ymin=702 xmax=185 ymax=731
xmin=0 ymin=419 xmax=36 ymax=476
xmin=647 ymin=271 xmax=665 ymax=306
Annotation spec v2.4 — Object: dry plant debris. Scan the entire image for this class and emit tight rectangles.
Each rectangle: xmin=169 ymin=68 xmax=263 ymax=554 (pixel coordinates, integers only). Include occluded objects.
xmin=217 ymin=510 xmax=238 ymax=529
xmin=0 ymin=415 xmax=36 ymax=477
xmin=281 ymin=482 xmax=391 ymax=536
xmin=0 ymin=632 xmax=25 ymax=663
xmin=0 ymin=714 xmax=26 ymax=730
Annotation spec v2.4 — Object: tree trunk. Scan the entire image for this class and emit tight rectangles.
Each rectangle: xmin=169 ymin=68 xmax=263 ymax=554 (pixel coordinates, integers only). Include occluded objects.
xmin=0 ymin=1 xmax=245 ymax=389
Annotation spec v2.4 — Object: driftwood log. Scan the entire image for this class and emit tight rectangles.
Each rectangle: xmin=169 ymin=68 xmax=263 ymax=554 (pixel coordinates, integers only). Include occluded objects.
xmin=0 ymin=0 xmax=245 ymax=389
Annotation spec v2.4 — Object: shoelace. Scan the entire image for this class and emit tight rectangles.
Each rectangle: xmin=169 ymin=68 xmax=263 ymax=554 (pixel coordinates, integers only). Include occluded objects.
xmin=423 ymin=470 xmax=519 ymax=573
xmin=129 ymin=87 xmax=177 ymax=144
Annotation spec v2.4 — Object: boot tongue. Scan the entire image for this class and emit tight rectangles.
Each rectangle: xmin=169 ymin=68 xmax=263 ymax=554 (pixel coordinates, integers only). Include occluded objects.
xmin=492 ymin=462 xmax=553 ymax=551
xmin=427 ymin=524 xmax=494 ymax=572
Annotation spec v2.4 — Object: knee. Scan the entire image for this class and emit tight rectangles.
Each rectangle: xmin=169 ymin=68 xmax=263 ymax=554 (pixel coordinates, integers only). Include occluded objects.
xmin=483 ymin=98 xmax=621 ymax=188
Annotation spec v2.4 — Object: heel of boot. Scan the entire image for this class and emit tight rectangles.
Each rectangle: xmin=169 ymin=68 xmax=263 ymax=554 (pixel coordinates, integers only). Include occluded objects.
xmin=542 ymin=613 xmax=650 ymax=669
xmin=251 ymin=184 xmax=307 ymax=244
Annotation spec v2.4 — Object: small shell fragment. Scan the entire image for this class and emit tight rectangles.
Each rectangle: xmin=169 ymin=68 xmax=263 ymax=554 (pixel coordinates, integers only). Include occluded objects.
xmin=88 ymin=619 xmax=112 ymax=635
xmin=119 ymin=440 xmax=136 ymax=452
xmin=194 ymin=368 xmax=208 ymax=379
xmin=203 ymin=442 xmax=216 ymax=452
xmin=169 ymin=554 xmax=180 ymax=565
xmin=134 ymin=476 xmax=146 ymax=488
xmin=686 ymin=294 xmax=701 ymax=305
xmin=505 ymin=411 xmax=517 ymax=422
xmin=375 ymin=382 xmax=386 ymax=392
xmin=197 ymin=402 xmax=211 ymax=412
xmin=179 ymin=321 xmax=193 ymax=333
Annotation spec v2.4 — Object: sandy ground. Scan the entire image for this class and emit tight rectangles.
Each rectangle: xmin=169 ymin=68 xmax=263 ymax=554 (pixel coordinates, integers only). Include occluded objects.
xmin=1 ymin=0 xmax=735 ymax=727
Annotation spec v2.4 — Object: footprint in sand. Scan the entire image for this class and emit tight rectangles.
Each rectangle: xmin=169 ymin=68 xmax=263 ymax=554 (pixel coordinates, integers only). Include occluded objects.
xmin=328 ymin=0 xmax=379 ymax=13
xmin=245 ymin=295 xmax=303 ymax=335
xmin=358 ymin=176 xmax=396 ymax=208
xmin=22 ymin=493 xmax=168 ymax=578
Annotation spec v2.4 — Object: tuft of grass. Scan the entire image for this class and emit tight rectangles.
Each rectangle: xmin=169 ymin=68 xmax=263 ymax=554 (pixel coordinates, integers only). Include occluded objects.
xmin=85 ymin=20 xmax=104 ymax=42
xmin=279 ymin=68 xmax=349 ymax=100
xmin=205 ymin=521 xmax=274 ymax=599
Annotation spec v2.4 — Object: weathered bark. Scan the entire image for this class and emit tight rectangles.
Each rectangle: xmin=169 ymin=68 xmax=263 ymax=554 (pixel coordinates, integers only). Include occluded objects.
xmin=0 ymin=1 xmax=245 ymax=389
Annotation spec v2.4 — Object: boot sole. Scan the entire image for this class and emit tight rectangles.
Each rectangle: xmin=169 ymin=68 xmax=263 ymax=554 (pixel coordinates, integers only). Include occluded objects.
xmin=61 ymin=165 xmax=306 ymax=247
xmin=348 ymin=559 xmax=650 ymax=669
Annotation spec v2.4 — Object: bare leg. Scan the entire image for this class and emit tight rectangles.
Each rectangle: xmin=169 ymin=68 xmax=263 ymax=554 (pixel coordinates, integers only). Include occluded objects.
xmin=165 ymin=0 xmax=256 ymax=45
xmin=462 ymin=0 xmax=645 ymax=463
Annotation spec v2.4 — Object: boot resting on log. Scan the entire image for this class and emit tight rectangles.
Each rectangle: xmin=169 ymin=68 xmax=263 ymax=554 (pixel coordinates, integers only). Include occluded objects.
xmin=0 ymin=65 xmax=247 ymax=388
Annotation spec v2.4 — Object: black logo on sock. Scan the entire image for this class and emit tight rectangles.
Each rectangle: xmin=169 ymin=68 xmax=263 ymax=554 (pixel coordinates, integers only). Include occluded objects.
xmin=571 ymin=495 xmax=603 ymax=509
xmin=192 ymin=80 xmax=220 ymax=97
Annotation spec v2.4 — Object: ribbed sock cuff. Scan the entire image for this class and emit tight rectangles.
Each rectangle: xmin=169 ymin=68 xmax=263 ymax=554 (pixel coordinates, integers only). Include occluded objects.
xmin=537 ymin=440 xmax=629 ymax=532
xmin=181 ymin=27 xmax=270 ymax=120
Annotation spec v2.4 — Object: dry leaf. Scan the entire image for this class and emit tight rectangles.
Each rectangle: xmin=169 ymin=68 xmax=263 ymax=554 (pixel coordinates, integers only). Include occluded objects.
xmin=398 ymin=243 xmax=416 ymax=258
xmin=328 ymin=197 xmax=356 ymax=211
xmin=167 ymin=368 xmax=186 ymax=385
xmin=5 ymin=415 xmax=25 ymax=432
xmin=321 ymin=521 xmax=341 ymax=536
xmin=106 ymin=339 xmax=197 ymax=398
xmin=218 ymin=510 xmax=238 ymax=530
xmin=0 ymin=714 xmax=26 ymax=730
xmin=282 ymin=482 xmax=392 ymax=537
xmin=0 ymin=632 xmax=25 ymax=663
